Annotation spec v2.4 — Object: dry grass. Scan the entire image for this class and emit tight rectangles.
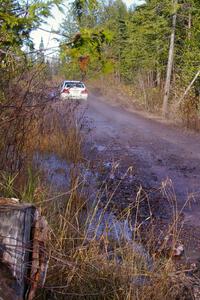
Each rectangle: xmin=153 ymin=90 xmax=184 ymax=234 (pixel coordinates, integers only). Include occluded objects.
xmin=29 ymin=171 xmax=197 ymax=300
xmin=88 ymin=75 xmax=163 ymax=114
xmin=0 ymin=66 xmax=85 ymax=172
xmin=88 ymin=74 xmax=200 ymax=131
xmin=36 ymin=126 xmax=83 ymax=163
xmin=25 ymin=100 xmax=86 ymax=164
xmin=0 ymin=64 xmax=52 ymax=173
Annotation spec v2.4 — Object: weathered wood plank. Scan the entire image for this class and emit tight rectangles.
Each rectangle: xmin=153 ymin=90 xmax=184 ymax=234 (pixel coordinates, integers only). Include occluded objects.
xmin=0 ymin=198 xmax=48 ymax=300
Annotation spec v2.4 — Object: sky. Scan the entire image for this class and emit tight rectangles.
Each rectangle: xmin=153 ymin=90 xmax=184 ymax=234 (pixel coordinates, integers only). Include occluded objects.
xmin=31 ymin=0 xmax=144 ymax=54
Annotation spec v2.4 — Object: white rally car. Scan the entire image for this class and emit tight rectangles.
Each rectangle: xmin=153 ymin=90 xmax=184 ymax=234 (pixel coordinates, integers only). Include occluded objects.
xmin=60 ymin=80 xmax=88 ymax=100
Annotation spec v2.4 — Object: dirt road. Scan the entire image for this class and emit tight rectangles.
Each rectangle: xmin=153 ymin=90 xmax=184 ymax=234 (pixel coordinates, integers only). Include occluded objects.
xmin=86 ymin=93 xmax=200 ymax=227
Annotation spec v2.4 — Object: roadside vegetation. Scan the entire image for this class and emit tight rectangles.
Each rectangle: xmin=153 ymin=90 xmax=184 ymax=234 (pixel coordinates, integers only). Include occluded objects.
xmin=0 ymin=0 xmax=200 ymax=299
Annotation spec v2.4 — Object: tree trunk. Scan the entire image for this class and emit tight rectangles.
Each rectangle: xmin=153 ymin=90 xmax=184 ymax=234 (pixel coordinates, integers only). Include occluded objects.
xmin=188 ymin=12 xmax=192 ymax=39
xmin=187 ymin=3 xmax=192 ymax=40
xmin=162 ymin=0 xmax=178 ymax=118
xmin=178 ymin=69 xmax=200 ymax=105
xmin=156 ymin=68 xmax=161 ymax=87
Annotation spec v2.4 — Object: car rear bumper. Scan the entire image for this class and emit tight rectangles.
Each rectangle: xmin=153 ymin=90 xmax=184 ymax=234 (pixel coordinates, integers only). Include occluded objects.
xmin=60 ymin=93 xmax=88 ymax=100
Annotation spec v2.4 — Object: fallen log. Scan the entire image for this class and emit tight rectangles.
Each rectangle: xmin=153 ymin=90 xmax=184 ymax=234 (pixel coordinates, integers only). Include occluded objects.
xmin=0 ymin=198 xmax=48 ymax=300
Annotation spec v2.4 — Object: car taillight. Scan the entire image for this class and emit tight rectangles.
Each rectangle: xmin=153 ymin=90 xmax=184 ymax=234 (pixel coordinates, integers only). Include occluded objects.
xmin=81 ymin=89 xmax=88 ymax=94
xmin=63 ymin=88 xmax=70 ymax=93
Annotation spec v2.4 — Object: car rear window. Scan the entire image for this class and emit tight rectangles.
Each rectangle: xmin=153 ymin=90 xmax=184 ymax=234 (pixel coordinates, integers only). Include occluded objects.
xmin=64 ymin=82 xmax=84 ymax=88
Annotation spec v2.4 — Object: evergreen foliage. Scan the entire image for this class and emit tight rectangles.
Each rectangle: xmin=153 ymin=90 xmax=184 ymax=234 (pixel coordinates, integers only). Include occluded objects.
xmin=60 ymin=0 xmax=200 ymax=115
xmin=0 ymin=0 xmax=62 ymax=92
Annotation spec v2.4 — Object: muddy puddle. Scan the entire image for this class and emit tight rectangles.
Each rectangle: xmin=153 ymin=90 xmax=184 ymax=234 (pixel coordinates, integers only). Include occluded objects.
xmin=34 ymin=150 xmax=153 ymax=268
xmin=33 ymin=150 xmax=139 ymax=245
xmin=34 ymin=136 xmax=200 ymax=263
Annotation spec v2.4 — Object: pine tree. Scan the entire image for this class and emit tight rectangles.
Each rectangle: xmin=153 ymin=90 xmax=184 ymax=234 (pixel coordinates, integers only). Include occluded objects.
xmin=38 ymin=37 xmax=45 ymax=63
